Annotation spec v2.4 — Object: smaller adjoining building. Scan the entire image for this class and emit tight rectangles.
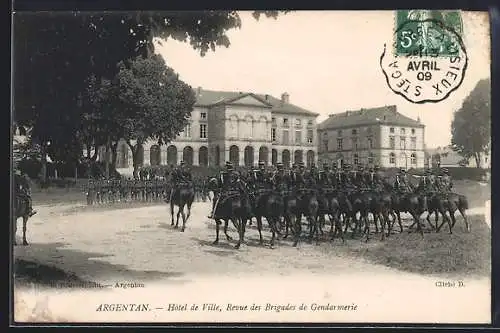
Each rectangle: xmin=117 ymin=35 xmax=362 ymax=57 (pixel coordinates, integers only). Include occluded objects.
xmin=317 ymin=105 xmax=425 ymax=169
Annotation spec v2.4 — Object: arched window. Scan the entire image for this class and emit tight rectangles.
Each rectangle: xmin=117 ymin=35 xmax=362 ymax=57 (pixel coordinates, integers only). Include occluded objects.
xmin=411 ymin=153 xmax=417 ymax=165
xmin=353 ymin=153 xmax=359 ymax=165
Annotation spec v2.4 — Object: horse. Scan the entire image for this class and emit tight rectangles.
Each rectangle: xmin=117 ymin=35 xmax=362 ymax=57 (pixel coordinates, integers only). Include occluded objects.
xmin=431 ymin=192 xmax=470 ymax=234
xmin=14 ymin=195 xmax=31 ymax=246
xmin=247 ymin=175 xmax=284 ymax=249
xmin=296 ymin=188 xmax=320 ymax=245
xmin=168 ymin=182 xmax=195 ymax=232
xmin=390 ymin=188 xmax=429 ymax=237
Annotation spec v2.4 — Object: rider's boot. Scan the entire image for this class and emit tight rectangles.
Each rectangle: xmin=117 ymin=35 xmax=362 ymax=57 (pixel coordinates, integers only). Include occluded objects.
xmin=28 ymin=198 xmax=37 ymax=216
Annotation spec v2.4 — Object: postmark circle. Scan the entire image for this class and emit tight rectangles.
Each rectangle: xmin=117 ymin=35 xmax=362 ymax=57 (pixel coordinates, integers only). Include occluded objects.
xmin=380 ymin=18 xmax=468 ymax=104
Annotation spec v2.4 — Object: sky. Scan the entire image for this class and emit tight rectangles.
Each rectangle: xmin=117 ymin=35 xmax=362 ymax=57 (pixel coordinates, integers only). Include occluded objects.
xmin=155 ymin=11 xmax=490 ymax=148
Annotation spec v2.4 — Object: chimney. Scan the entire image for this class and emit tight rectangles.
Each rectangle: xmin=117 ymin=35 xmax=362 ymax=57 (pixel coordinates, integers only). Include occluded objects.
xmin=265 ymin=94 xmax=269 ymax=101
xmin=197 ymin=86 xmax=202 ymax=96
xmin=281 ymin=92 xmax=289 ymax=104
xmin=417 ymin=116 xmax=421 ymax=123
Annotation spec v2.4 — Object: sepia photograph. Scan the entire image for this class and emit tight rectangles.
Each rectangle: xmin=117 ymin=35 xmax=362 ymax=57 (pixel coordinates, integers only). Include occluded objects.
xmin=11 ymin=9 xmax=491 ymax=324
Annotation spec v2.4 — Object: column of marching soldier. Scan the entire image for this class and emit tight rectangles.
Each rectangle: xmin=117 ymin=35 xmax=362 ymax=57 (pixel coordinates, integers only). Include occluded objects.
xmin=83 ymin=159 xmax=453 ymax=210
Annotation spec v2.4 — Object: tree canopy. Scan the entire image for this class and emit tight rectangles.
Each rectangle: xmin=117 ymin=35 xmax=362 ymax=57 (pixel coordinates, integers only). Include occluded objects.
xmin=451 ymin=78 xmax=491 ymax=168
xmin=12 ymin=11 xmax=286 ymax=177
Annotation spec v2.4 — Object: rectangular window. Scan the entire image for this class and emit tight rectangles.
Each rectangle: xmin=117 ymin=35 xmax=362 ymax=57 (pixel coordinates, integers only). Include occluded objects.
xmin=401 ymin=128 xmax=406 ymax=135
xmin=295 ymin=119 xmax=302 ymax=127
xmin=354 ymin=154 xmax=359 ymax=165
xmin=199 ymin=124 xmax=207 ymax=139
xmin=400 ymin=136 xmax=406 ymax=149
xmin=307 ymin=120 xmax=313 ymax=126
xmin=390 ymin=153 xmax=395 ymax=164
xmin=283 ymin=118 xmax=289 ymax=127
xmin=183 ymin=123 xmax=191 ymax=138
xmin=283 ymin=130 xmax=289 ymax=144
xmin=390 ymin=127 xmax=395 ymax=133
xmin=368 ymin=137 xmax=373 ymax=149
xmin=368 ymin=154 xmax=374 ymax=164
xmin=271 ymin=128 xmax=277 ymax=142
xmin=200 ymin=112 xmax=207 ymax=120
xmin=337 ymin=138 xmax=343 ymax=150
xmin=295 ymin=130 xmax=302 ymax=144
xmin=323 ymin=140 xmax=328 ymax=151
xmin=411 ymin=128 xmax=416 ymax=135
xmin=352 ymin=137 xmax=358 ymax=150
xmin=411 ymin=137 xmax=416 ymax=150
xmin=389 ymin=136 xmax=395 ymax=149
xmin=338 ymin=130 xmax=342 ymax=136
xmin=352 ymin=129 xmax=357 ymax=135
xmin=307 ymin=129 xmax=313 ymax=143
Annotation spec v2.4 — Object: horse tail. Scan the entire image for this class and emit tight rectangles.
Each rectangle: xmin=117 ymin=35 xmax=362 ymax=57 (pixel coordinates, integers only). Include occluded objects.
xmin=459 ymin=195 xmax=469 ymax=210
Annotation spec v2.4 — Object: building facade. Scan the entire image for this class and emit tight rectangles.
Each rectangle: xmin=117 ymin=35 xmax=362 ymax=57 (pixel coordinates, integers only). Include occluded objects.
xmin=317 ymin=105 xmax=426 ymax=169
xmin=114 ymin=88 xmax=319 ymax=169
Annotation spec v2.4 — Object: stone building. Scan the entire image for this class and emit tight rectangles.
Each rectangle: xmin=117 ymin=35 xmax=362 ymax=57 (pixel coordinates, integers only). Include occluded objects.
xmin=317 ymin=105 xmax=426 ymax=169
xmin=113 ymin=88 xmax=319 ymax=169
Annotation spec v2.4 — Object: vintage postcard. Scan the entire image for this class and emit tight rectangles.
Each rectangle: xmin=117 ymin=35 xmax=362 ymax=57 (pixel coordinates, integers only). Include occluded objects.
xmin=11 ymin=10 xmax=491 ymax=324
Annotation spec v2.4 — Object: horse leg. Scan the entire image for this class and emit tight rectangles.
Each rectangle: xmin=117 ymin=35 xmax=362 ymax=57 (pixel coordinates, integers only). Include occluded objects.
xmin=213 ymin=219 xmax=221 ymax=245
xmin=223 ymin=219 xmax=232 ymax=241
xmin=22 ymin=216 xmax=29 ymax=245
xmin=293 ymin=214 xmax=302 ymax=247
xmin=231 ymin=218 xmax=242 ymax=249
xmin=413 ymin=212 xmax=424 ymax=238
xmin=170 ymin=202 xmax=175 ymax=226
xmin=175 ymin=206 xmax=181 ymax=228
xmin=363 ymin=213 xmax=370 ymax=243
xmin=458 ymin=207 xmax=470 ymax=232
xmin=448 ymin=209 xmax=457 ymax=234
xmin=180 ymin=205 xmax=187 ymax=232
xmin=436 ymin=208 xmax=450 ymax=233
xmin=283 ymin=215 xmax=290 ymax=239
xmin=256 ymin=216 xmax=264 ymax=245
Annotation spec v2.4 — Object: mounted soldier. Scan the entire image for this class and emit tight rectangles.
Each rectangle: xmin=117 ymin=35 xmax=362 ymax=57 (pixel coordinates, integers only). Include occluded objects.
xmin=169 ymin=161 xmax=192 ymax=202
xmin=207 ymin=161 xmax=242 ymax=219
xmin=252 ymin=161 xmax=269 ymax=189
xmin=293 ymin=162 xmax=307 ymax=190
xmin=271 ymin=162 xmax=289 ymax=191
xmin=14 ymin=169 xmax=37 ymax=217
xmin=416 ymin=168 xmax=434 ymax=194
xmin=394 ymin=168 xmax=413 ymax=193
xmin=317 ymin=163 xmax=332 ymax=188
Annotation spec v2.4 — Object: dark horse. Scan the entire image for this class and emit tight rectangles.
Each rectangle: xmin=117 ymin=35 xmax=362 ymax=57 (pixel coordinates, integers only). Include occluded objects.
xmin=209 ymin=177 xmax=253 ymax=249
xmin=14 ymin=195 xmax=31 ymax=245
xmin=429 ymin=192 xmax=470 ymax=234
xmin=168 ymin=182 xmax=195 ymax=232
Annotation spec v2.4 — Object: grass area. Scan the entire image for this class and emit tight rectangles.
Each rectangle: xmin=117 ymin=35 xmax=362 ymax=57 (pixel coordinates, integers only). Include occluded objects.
xmin=335 ymin=215 xmax=490 ymax=278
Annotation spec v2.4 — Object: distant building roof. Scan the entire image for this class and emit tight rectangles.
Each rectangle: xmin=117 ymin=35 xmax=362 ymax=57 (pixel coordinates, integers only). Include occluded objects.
xmin=318 ymin=105 xmax=424 ymax=130
xmin=194 ymin=88 xmax=319 ymax=116
xmin=427 ymin=146 xmax=466 ymax=166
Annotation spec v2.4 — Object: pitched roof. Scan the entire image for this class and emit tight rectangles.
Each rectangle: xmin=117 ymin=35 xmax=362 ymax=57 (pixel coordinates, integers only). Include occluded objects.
xmin=194 ymin=88 xmax=319 ymax=116
xmin=318 ymin=105 xmax=424 ymax=130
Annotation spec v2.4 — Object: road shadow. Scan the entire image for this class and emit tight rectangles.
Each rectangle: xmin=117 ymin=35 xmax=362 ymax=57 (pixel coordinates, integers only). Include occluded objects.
xmin=157 ymin=222 xmax=189 ymax=231
xmin=13 ymin=242 xmax=187 ymax=289
xmin=192 ymin=237 xmax=239 ymax=251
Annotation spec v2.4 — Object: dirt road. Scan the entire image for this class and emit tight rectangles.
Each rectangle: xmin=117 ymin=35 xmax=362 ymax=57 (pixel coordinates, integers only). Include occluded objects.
xmin=13 ymin=201 xmax=491 ymax=323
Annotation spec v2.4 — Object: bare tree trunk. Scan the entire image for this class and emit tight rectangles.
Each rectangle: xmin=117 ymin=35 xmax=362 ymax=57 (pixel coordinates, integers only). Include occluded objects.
xmin=126 ymin=140 xmax=142 ymax=179
xmin=111 ymin=141 xmax=118 ymax=171
xmin=474 ymin=152 xmax=482 ymax=168
xmin=39 ymin=143 xmax=48 ymax=183
xmin=105 ymin=137 xmax=111 ymax=179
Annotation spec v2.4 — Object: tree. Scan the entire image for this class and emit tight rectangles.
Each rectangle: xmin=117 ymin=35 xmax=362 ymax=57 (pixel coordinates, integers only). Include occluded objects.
xmin=451 ymin=78 xmax=491 ymax=168
xmin=109 ymin=55 xmax=196 ymax=177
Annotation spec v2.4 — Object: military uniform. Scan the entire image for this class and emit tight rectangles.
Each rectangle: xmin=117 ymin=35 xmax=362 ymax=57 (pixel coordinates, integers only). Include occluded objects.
xmin=14 ymin=170 xmax=36 ymax=216
xmin=394 ymin=168 xmax=413 ymax=193
xmin=208 ymin=161 xmax=241 ymax=219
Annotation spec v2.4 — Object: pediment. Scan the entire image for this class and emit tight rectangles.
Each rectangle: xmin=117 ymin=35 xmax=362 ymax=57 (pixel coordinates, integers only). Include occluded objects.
xmin=215 ymin=93 xmax=273 ymax=108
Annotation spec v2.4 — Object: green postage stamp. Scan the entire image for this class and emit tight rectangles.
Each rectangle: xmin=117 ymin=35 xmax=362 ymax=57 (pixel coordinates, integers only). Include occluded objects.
xmin=380 ymin=10 xmax=468 ymax=103
xmin=395 ymin=10 xmax=464 ymax=57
